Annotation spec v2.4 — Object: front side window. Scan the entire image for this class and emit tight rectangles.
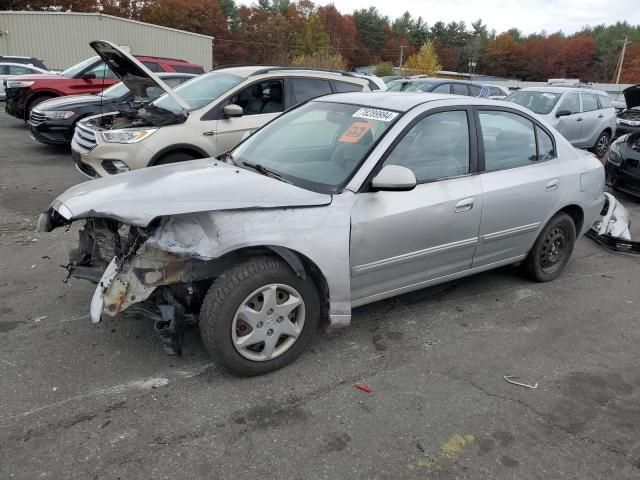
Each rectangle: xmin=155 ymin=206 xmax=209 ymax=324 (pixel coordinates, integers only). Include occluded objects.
xmin=150 ymin=71 xmax=243 ymax=114
xmin=101 ymin=82 xmax=129 ymax=98
xmin=61 ymin=56 xmax=99 ymax=78
xmin=85 ymin=62 xmax=118 ymax=79
xmin=229 ymin=79 xmax=284 ymax=115
xmin=490 ymin=86 xmax=505 ymax=96
xmin=292 ymin=78 xmax=332 ymax=104
xmin=581 ymin=93 xmax=598 ymax=112
xmin=479 ymin=110 xmax=537 ymax=171
xmin=232 ymin=101 xmax=398 ymax=193
xmin=558 ymin=93 xmax=580 ymax=114
xmin=382 ymin=110 xmax=470 ymax=182
xmin=9 ymin=65 xmax=30 ymax=75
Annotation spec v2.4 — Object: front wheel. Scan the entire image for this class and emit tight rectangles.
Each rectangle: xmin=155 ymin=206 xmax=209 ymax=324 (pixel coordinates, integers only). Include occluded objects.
xmin=522 ymin=212 xmax=576 ymax=282
xmin=592 ymin=131 xmax=611 ymax=158
xmin=199 ymin=256 xmax=320 ymax=376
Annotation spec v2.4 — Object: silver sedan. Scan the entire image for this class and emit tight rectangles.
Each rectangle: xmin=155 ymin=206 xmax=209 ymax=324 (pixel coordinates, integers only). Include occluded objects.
xmin=40 ymin=92 xmax=606 ymax=375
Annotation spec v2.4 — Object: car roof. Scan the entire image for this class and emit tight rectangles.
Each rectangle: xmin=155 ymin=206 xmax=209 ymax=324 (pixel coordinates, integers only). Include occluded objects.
xmin=312 ymin=91 xmax=460 ymax=112
xmin=213 ymin=65 xmax=366 ymax=84
xmin=518 ymin=86 xmax=608 ymax=96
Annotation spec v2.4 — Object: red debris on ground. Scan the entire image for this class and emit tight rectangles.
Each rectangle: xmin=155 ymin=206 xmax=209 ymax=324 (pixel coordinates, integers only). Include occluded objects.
xmin=354 ymin=384 xmax=373 ymax=393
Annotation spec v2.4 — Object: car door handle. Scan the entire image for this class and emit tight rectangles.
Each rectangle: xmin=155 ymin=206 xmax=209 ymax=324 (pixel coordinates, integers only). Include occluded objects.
xmin=545 ymin=179 xmax=559 ymax=191
xmin=598 ymin=114 xmax=604 ymax=118
xmin=455 ymin=197 xmax=474 ymax=213
xmin=577 ymin=117 xmax=583 ymax=122
xmin=202 ymin=131 xmax=215 ymax=136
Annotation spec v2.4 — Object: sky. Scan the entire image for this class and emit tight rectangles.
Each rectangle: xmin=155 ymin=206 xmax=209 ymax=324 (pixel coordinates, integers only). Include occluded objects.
xmin=241 ymin=0 xmax=640 ymax=35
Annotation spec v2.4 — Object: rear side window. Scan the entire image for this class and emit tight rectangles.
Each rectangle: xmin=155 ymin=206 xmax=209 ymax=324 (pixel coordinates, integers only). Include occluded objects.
xmin=172 ymin=65 xmax=204 ymax=74
xmin=292 ymin=78 xmax=332 ymax=104
xmin=0 ymin=65 xmax=7 ymax=75
xmin=452 ymin=83 xmax=470 ymax=96
xmin=490 ymin=87 xmax=504 ymax=96
xmin=581 ymin=93 xmax=598 ymax=112
xmin=334 ymin=81 xmax=364 ymax=93
xmin=469 ymin=85 xmax=482 ymax=97
xmin=142 ymin=61 xmax=162 ymax=72
xmin=479 ymin=110 xmax=537 ymax=172
xmin=598 ymin=95 xmax=613 ymax=109
xmin=536 ymin=126 xmax=556 ymax=161
xmin=432 ymin=83 xmax=450 ymax=94
xmin=558 ymin=93 xmax=580 ymax=114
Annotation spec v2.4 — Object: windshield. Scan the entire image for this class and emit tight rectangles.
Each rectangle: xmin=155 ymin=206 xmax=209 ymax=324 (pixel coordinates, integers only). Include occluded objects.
xmin=404 ymin=81 xmax=435 ymax=92
xmin=504 ymin=91 xmax=562 ymax=115
xmin=386 ymin=80 xmax=409 ymax=92
xmin=101 ymin=82 xmax=129 ymax=98
xmin=61 ymin=56 xmax=99 ymax=78
xmin=232 ymin=101 xmax=400 ymax=194
xmin=150 ymin=72 xmax=243 ymax=114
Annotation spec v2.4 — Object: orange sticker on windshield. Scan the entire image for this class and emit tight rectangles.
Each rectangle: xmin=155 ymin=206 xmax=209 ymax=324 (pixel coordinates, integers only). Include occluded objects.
xmin=338 ymin=122 xmax=372 ymax=143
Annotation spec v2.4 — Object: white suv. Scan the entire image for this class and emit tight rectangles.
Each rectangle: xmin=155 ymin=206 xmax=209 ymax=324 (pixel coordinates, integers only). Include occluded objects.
xmin=71 ymin=41 xmax=370 ymax=178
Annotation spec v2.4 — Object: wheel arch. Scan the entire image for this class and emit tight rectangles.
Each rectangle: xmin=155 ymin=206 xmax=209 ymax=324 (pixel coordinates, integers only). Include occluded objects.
xmin=149 ymin=144 xmax=210 ymax=166
xmin=25 ymin=90 xmax=60 ymax=119
xmin=210 ymin=245 xmax=331 ymax=326
xmin=557 ymin=204 xmax=584 ymax=234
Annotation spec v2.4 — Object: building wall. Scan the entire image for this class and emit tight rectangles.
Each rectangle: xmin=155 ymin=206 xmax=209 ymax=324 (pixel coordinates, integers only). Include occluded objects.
xmin=0 ymin=12 xmax=212 ymax=70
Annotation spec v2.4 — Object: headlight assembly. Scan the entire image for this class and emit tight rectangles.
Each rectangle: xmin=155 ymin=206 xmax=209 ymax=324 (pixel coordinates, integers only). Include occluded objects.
xmin=101 ymin=128 xmax=157 ymax=144
xmin=39 ymin=110 xmax=76 ymax=120
xmin=607 ymin=142 xmax=622 ymax=166
xmin=6 ymin=80 xmax=35 ymax=88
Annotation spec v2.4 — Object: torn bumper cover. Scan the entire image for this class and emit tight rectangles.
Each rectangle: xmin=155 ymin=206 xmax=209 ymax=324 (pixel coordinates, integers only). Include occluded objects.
xmin=587 ymin=192 xmax=640 ymax=254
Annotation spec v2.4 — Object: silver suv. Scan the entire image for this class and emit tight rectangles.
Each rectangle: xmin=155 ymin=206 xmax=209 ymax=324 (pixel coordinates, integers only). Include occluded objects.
xmin=505 ymin=86 xmax=616 ymax=157
xmin=71 ymin=41 xmax=370 ymax=178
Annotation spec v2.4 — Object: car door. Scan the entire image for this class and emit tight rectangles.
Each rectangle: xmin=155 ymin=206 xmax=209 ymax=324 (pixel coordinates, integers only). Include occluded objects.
xmin=213 ymin=78 xmax=286 ymax=153
xmin=73 ymin=61 xmax=119 ymax=94
xmin=554 ymin=92 xmax=583 ymax=145
xmin=473 ymin=108 xmax=563 ymax=267
xmin=579 ymin=92 xmax=603 ymax=146
xmin=350 ymin=108 xmax=483 ymax=303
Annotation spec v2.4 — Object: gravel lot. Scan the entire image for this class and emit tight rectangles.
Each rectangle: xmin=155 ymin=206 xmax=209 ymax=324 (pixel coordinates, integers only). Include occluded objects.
xmin=1 ymin=110 xmax=640 ymax=479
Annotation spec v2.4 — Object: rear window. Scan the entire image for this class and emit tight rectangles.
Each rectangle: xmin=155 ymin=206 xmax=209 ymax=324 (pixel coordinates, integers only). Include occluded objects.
xmin=334 ymin=81 xmax=364 ymax=93
xmin=490 ymin=87 xmax=504 ymax=96
xmin=469 ymin=85 xmax=482 ymax=97
xmin=172 ymin=65 xmax=205 ymax=75
xmin=452 ymin=83 xmax=470 ymax=96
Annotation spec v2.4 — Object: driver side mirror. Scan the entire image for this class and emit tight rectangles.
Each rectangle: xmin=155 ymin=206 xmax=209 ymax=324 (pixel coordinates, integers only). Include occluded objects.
xmin=81 ymin=72 xmax=96 ymax=80
xmin=556 ymin=109 xmax=571 ymax=118
xmin=371 ymin=165 xmax=417 ymax=191
xmin=223 ymin=104 xmax=244 ymax=118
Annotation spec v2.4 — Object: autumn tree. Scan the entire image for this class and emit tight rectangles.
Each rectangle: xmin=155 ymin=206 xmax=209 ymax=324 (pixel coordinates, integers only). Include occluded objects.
xmin=293 ymin=13 xmax=330 ymax=56
xmin=318 ymin=5 xmax=360 ymax=67
xmin=404 ymin=39 xmax=441 ymax=75
xmin=482 ymin=33 xmax=523 ymax=78
xmin=547 ymin=35 xmax=596 ymax=80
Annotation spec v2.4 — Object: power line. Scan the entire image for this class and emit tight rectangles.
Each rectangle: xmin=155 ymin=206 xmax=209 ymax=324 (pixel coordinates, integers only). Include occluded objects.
xmin=214 ymin=37 xmax=412 ymax=54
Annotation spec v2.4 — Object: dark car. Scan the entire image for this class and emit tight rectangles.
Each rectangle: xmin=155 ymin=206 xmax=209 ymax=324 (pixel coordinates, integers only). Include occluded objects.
xmin=386 ymin=77 xmax=487 ymax=97
xmin=29 ymin=72 xmax=195 ymax=146
xmin=615 ymin=84 xmax=640 ymax=138
xmin=5 ymin=54 xmax=203 ymax=121
xmin=605 ymin=132 xmax=640 ymax=198
xmin=0 ymin=55 xmax=48 ymax=70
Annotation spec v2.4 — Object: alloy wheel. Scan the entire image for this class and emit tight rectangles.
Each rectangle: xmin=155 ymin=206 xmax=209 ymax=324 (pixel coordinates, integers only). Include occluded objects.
xmin=595 ymin=134 xmax=610 ymax=158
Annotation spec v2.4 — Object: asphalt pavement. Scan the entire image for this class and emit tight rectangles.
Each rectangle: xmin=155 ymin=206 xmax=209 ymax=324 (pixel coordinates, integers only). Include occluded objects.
xmin=1 ymin=110 xmax=640 ymax=479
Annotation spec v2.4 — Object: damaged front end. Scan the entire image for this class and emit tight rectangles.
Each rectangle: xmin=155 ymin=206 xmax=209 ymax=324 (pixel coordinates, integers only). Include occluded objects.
xmin=49 ymin=215 xmax=227 ymax=354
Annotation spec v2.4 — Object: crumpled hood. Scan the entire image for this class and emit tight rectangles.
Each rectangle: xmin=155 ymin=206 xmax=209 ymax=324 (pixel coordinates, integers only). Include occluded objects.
xmin=51 ymin=159 xmax=332 ymax=227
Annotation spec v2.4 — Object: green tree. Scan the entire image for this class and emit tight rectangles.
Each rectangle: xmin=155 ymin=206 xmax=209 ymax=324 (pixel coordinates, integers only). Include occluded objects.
xmin=374 ymin=61 xmax=394 ymax=76
xmin=292 ymin=51 xmax=346 ymax=70
xmin=353 ymin=7 xmax=388 ymax=53
xmin=404 ymin=39 xmax=442 ymax=75
xmin=293 ymin=13 xmax=330 ymax=56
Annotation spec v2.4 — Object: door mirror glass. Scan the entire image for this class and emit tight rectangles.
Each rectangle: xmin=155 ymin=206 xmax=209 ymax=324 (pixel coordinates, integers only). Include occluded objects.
xmin=223 ymin=103 xmax=244 ymax=118
xmin=371 ymin=165 xmax=417 ymax=191
xmin=556 ymin=109 xmax=571 ymax=118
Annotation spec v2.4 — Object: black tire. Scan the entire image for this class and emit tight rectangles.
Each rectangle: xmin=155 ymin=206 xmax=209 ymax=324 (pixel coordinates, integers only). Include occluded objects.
xmin=199 ymin=255 xmax=320 ymax=376
xmin=26 ymin=95 xmax=55 ymax=120
xmin=591 ymin=130 xmax=611 ymax=158
xmin=522 ymin=212 xmax=576 ymax=282
xmin=154 ymin=151 xmax=198 ymax=165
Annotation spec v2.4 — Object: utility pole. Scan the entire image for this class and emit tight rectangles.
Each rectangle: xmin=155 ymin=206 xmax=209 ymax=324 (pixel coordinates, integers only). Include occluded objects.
xmin=399 ymin=45 xmax=404 ymax=76
xmin=615 ymin=36 xmax=629 ymax=84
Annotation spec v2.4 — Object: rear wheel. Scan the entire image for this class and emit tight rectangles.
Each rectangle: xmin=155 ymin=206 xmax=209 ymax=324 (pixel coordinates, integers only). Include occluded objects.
xmin=26 ymin=95 xmax=55 ymax=121
xmin=199 ymin=256 xmax=320 ymax=376
xmin=522 ymin=212 xmax=576 ymax=282
xmin=592 ymin=131 xmax=611 ymax=158
xmin=154 ymin=151 xmax=199 ymax=165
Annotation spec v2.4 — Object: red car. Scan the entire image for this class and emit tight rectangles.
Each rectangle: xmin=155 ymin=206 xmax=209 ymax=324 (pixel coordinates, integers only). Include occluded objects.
xmin=4 ymin=54 xmax=203 ymax=121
